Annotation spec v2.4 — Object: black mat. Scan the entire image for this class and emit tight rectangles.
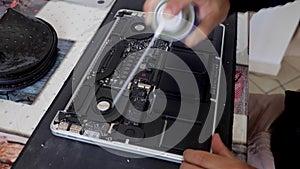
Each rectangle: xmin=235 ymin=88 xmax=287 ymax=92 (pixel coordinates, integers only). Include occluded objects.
xmin=0 ymin=8 xmax=58 ymax=91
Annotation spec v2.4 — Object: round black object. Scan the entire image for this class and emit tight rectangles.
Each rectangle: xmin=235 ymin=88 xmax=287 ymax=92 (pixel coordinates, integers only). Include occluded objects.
xmin=118 ymin=125 xmax=144 ymax=138
xmin=0 ymin=8 xmax=58 ymax=91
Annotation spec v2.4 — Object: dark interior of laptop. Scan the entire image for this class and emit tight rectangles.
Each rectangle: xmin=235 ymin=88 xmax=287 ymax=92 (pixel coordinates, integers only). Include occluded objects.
xmin=52 ymin=8 xmax=234 ymax=156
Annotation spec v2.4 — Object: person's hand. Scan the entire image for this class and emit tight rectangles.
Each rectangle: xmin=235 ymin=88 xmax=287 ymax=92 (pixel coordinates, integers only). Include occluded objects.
xmin=180 ymin=133 xmax=256 ymax=169
xmin=143 ymin=0 xmax=230 ymax=47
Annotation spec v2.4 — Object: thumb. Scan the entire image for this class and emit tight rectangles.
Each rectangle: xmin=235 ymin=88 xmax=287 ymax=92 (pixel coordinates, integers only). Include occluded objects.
xmin=212 ymin=133 xmax=235 ymax=159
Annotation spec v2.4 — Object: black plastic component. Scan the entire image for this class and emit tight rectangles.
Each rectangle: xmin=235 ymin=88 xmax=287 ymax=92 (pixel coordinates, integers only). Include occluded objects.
xmin=58 ymin=111 xmax=80 ymax=125
xmin=96 ymin=40 xmax=127 ymax=80
xmin=115 ymin=10 xmax=133 ymax=17
xmin=114 ymin=124 xmax=145 ymax=143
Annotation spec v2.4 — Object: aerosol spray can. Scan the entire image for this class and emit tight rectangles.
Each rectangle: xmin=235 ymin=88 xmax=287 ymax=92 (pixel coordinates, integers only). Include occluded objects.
xmin=151 ymin=0 xmax=197 ymax=42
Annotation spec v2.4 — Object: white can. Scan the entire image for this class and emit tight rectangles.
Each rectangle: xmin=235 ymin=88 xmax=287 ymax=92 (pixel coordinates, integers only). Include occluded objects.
xmin=151 ymin=0 xmax=197 ymax=42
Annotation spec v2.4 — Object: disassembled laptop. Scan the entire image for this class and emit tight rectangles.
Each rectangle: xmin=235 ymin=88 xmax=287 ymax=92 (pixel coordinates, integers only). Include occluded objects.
xmin=50 ymin=9 xmax=226 ymax=163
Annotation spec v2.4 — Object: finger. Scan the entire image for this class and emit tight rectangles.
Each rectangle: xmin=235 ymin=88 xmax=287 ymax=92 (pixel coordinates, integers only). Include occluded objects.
xmin=143 ymin=0 xmax=160 ymax=25
xmin=184 ymin=26 xmax=207 ymax=48
xmin=184 ymin=12 xmax=219 ymax=47
xmin=180 ymin=162 xmax=205 ymax=169
xmin=212 ymin=133 xmax=235 ymax=159
xmin=143 ymin=0 xmax=160 ymax=12
xmin=164 ymin=0 xmax=194 ymax=15
xmin=197 ymin=12 xmax=220 ymax=36
xmin=145 ymin=12 xmax=153 ymax=26
xmin=183 ymin=149 xmax=216 ymax=168
xmin=183 ymin=149 xmax=231 ymax=169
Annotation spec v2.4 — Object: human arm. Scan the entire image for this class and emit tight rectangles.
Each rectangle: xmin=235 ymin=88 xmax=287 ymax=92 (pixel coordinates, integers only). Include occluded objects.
xmin=180 ymin=133 xmax=256 ymax=169
xmin=143 ymin=0 xmax=295 ymax=47
xmin=143 ymin=0 xmax=230 ymax=47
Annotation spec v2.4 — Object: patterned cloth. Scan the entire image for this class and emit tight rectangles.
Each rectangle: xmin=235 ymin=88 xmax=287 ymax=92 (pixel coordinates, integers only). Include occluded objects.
xmin=247 ymin=93 xmax=285 ymax=169
xmin=0 ymin=135 xmax=25 ymax=169
xmin=0 ymin=6 xmax=6 ymax=19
